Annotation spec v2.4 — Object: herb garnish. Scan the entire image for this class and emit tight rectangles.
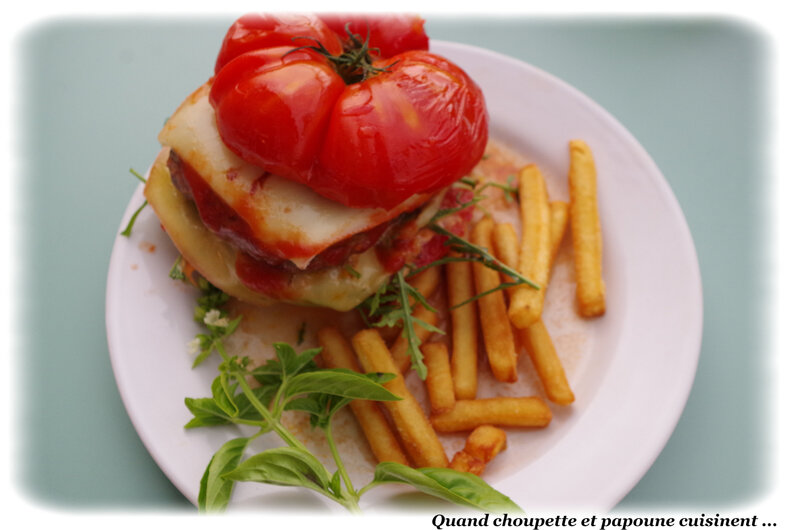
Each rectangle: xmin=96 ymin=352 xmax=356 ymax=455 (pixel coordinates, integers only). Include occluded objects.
xmin=357 ymin=270 xmax=445 ymax=380
xmin=120 ymin=168 xmax=148 ymax=237
xmin=181 ymin=276 xmax=520 ymax=513
xmin=360 ymin=178 xmax=535 ymax=379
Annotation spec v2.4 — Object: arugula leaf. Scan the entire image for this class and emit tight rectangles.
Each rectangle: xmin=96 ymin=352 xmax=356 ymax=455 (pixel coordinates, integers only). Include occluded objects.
xmin=358 ymin=271 xmax=444 ymax=379
xmin=370 ymin=462 xmax=522 ymax=513
xmin=198 ymin=437 xmax=250 ymax=512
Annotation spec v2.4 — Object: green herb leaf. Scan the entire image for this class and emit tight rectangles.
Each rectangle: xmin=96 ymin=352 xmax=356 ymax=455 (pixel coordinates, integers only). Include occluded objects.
xmin=129 ymin=167 xmax=147 ymax=183
xmin=211 ymin=375 xmax=239 ymax=417
xmin=184 ymin=384 xmax=279 ymax=428
xmin=169 ymin=256 xmax=187 ymax=281
xmin=120 ymin=199 xmax=148 ymax=237
xmin=224 ymin=446 xmax=331 ymax=496
xmin=198 ymin=437 xmax=250 ymax=512
xmin=370 ymin=462 xmax=522 ymax=513
xmin=283 ymin=369 xmax=400 ymax=402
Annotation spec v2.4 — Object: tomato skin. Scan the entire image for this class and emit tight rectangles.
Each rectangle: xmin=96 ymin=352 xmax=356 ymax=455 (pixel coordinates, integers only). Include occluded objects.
xmin=215 ymin=13 xmax=343 ymax=73
xmin=317 ymin=13 xmax=429 ymax=57
xmin=210 ymin=47 xmax=346 ymax=181
xmin=312 ymin=51 xmax=488 ymax=208
xmin=210 ymin=15 xmax=487 ymax=210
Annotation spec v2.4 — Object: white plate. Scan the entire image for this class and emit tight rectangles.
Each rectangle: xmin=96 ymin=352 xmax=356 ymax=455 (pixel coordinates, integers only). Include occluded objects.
xmin=106 ymin=40 xmax=703 ymax=512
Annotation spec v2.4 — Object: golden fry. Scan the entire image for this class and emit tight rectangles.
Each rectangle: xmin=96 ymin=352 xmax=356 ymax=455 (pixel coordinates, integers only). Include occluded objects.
xmin=471 ymin=216 xmax=518 ymax=383
xmin=431 ymin=397 xmax=552 ymax=433
xmin=491 ymin=222 xmax=520 ymax=285
xmin=463 ymin=425 xmax=507 ymax=463
xmin=548 ymin=200 xmax=569 ymax=275
xmin=317 ymin=327 xmax=410 ymax=465
xmin=446 ymin=256 xmax=479 ymax=399
xmin=518 ymin=321 xmax=575 ymax=406
xmin=568 ymin=140 xmax=606 ymax=317
xmin=351 ymin=329 xmax=449 ymax=468
xmin=449 ymin=451 xmax=485 ymax=476
xmin=421 ymin=342 xmax=456 ymax=414
xmin=449 ymin=425 xmax=508 ymax=476
xmin=390 ymin=306 xmax=440 ymax=373
xmin=492 ymin=222 xmax=574 ymax=406
xmin=508 ymin=164 xmax=551 ymax=328
xmin=408 ymin=265 xmax=442 ymax=300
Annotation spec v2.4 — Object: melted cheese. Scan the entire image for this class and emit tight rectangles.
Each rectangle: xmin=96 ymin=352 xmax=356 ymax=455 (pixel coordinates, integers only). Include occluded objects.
xmin=158 ymin=82 xmax=431 ymax=269
xmin=144 ymin=148 xmax=443 ymax=311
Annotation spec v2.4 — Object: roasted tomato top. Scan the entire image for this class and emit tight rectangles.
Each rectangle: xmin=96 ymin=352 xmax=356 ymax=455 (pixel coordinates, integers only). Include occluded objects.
xmin=210 ymin=13 xmax=488 ymax=210
xmin=318 ymin=13 xmax=429 ymax=58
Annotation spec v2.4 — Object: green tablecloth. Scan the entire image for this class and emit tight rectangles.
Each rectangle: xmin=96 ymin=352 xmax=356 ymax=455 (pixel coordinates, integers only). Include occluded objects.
xmin=16 ymin=15 xmax=766 ymax=509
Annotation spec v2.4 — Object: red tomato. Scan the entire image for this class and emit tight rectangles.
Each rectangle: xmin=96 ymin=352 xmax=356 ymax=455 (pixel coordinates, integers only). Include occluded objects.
xmin=317 ymin=13 xmax=429 ymax=57
xmin=311 ymin=51 xmax=488 ymax=208
xmin=210 ymin=15 xmax=487 ymax=210
xmin=215 ymin=13 xmax=342 ymax=73
xmin=211 ymin=47 xmax=345 ymax=182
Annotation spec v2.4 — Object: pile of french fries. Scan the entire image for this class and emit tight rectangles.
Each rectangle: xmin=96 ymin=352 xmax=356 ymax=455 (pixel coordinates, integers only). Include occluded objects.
xmin=317 ymin=139 xmax=606 ymax=475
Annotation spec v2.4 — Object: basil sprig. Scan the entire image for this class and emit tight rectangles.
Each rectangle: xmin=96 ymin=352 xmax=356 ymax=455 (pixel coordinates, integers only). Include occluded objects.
xmin=182 ymin=277 xmax=520 ymax=513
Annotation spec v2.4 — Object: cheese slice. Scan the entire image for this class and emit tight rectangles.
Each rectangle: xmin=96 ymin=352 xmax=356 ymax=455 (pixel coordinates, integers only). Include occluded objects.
xmin=144 ymin=148 xmax=443 ymax=311
xmin=158 ymin=82 xmax=431 ymax=269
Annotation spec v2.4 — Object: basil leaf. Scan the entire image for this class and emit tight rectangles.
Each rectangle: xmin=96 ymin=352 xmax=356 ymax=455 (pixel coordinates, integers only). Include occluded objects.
xmin=283 ymin=396 xmax=323 ymax=417
xmin=224 ymin=446 xmax=330 ymax=495
xmin=371 ymin=462 xmax=522 ymax=513
xmin=198 ymin=437 xmax=249 ymax=512
xmin=211 ymin=375 xmax=238 ymax=417
xmin=185 ymin=385 xmax=277 ymax=428
xmin=283 ymin=369 xmax=400 ymax=402
xmin=272 ymin=343 xmax=322 ymax=377
xmin=184 ymin=397 xmax=231 ymax=428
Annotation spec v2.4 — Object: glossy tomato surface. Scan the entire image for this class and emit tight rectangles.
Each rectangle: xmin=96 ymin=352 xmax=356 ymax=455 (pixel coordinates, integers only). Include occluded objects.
xmin=318 ymin=13 xmax=429 ymax=58
xmin=215 ymin=13 xmax=342 ymax=73
xmin=210 ymin=47 xmax=345 ymax=181
xmin=210 ymin=14 xmax=487 ymax=210
xmin=312 ymin=51 xmax=488 ymax=208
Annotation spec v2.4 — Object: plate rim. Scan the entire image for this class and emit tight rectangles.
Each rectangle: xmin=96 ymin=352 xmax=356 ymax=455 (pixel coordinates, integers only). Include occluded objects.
xmin=105 ymin=38 xmax=704 ymax=512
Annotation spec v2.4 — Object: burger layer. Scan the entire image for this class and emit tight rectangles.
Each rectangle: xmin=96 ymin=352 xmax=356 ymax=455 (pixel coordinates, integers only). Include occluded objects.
xmin=157 ymin=81 xmax=434 ymax=271
xmin=144 ymin=147 xmax=445 ymax=311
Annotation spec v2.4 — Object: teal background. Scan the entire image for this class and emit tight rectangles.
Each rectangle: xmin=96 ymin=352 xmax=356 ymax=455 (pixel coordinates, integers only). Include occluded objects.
xmin=16 ymin=16 xmax=768 ymax=509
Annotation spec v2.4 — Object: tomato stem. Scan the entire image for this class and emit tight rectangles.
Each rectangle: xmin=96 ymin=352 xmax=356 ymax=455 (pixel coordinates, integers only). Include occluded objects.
xmin=288 ymin=23 xmax=395 ymax=85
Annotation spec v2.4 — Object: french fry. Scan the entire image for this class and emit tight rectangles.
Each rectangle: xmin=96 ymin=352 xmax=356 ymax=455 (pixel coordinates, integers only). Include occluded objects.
xmin=446 ymin=256 xmax=479 ymax=399
xmin=471 ymin=216 xmax=518 ymax=383
xmin=568 ymin=140 xmax=606 ymax=317
xmin=351 ymin=329 xmax=449 ymax=468
xmin=317 ymin=327 xmax=410 ymax=465
xmin=408 ymin=265 xmax=442 ymax=300
xmin=465 ymin=425 xmax=507 ymax=462
xmin=390 ymin=307 xmax=440 ymax=373
xmin=491 ymin=222 xmax=520 ymax=285
xmin=431 ymin=397 xmax=552 ymax=433
xmin=449 ymin=451 xmax=485 ymax=475
xmin=449 ymin=426 xmax=507 ymax=476
xmin=518 ymin=321 xmax=575 ymax=405
xmin=492 ymin=222 xmax=575 ymax=406
xmin=508 ymin=164 xmax=551 ymax=328
xmin=421 ymin=342 xmax=455 ymax=414
xmin=548 ymin=200 xmax=569 ymax=275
